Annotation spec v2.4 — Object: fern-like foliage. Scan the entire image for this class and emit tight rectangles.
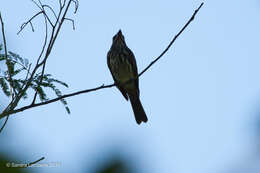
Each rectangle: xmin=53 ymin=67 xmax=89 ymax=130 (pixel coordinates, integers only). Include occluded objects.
xmin=0 ymin=44 xmax=70 ymax=114
xmin=30 ymin=73 xmax=70 ymax=114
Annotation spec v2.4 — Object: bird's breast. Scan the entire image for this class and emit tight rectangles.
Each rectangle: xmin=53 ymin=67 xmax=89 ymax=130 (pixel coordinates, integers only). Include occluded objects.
xmin=110 ymin=55 xmax=136 ymax=88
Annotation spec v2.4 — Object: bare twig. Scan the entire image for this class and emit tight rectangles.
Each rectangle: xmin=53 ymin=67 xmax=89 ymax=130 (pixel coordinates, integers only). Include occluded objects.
xmin=59 ymin=0 xmax=66 ymax=9
xmin=31 ymin=0 xmax=42 ymax=10
xmin=8 ymin=57 xmax=32 ymax=76
xmin=33 ymin=0 xmax=55 ymax=27
xmin=29 ymin=21 xmax=35 ymax=32
xmin=26 ymin=157 xmax=45 ymax=167
xmin=24 ymin=64 xmax=32 ymax=81
xmin=64 ymin=18 xmax=75 ymax=30
xmin=0 ymin=115 xmax=9 ymax=133
xmin=44 ymin=0 xmax=73 ymax=58
xmin=139 ymin=2 xmax=204 ymax=77
xmin=18 ymin=0 xmax=70 ymax=106
xmin=0 ymin=2 xmax=204 ymax=119
xmin=8 ymin=83 xmax=115 ymax=115
xmin=42 ymin=5 xmax=59 ymax=21
xmin=31 ymin=12 xmax=49 ymax=105
xmin=0 ymin=12 xmax=13 ymax=99
xmin=59 ymin=0 xmax=62 ymax=8
xmin=43 ymin=12 xmax=54 ymax=27
xmin=17 ymin=11 xmax=43 ymax=35
xmin=19 ymin=64 xmax=32 ymax=92
xmin=71 ymin=0 xmax=79 ymax=13
xmin=32 ymin=0 xmax=73 ymax=104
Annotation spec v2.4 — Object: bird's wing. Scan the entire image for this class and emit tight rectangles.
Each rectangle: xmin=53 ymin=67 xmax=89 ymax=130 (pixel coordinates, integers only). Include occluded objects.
xmin=124 ymin=47 xmax=139 ymax=96
xmin=107 ymin=50 xmax=129 ymax=101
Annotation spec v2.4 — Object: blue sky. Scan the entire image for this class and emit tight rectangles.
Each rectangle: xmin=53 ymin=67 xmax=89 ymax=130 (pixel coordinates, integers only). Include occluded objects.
xmin=1 ymin=0 xmax=260 ymax=173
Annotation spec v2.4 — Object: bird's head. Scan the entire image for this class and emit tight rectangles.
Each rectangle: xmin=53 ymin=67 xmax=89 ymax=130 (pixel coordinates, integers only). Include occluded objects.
xmin=112 ymin=30 xmax=126 ymax=47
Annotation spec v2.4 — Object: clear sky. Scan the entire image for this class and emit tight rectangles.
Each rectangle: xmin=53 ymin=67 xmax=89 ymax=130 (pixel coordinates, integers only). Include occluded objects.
xmin=1 ymin=0 xmax=260 ymax=173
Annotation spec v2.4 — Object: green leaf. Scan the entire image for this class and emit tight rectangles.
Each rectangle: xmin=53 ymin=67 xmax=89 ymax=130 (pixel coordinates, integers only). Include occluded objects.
xmin=65 ymin=106 xmax=70 ymax=114
xmin=0 ymin=77 xmax=10 ymax=97
xmin=47 ymin=78 xmax=68 ymax=88
xmin=24 ymin=58 xmax=29 ymax=68
xmin=12 ymin=67 xmax=25 ymax=76
xmin=6 ymin=60 xmax=15 ymax=75
xmin=49 ymin=85 xmax=70 ymax=114
xmin=0 ymin=54 xmax=5 ymax=61
xmin=31 ymin=84 xmax=48 ymax=101
xmin=8 ymin=51 xmax=24 ymax=65
xmin=28 ymin=72 xmax=70 ymax=113
xmin=12 ymin=79 xmax=22 ymax=91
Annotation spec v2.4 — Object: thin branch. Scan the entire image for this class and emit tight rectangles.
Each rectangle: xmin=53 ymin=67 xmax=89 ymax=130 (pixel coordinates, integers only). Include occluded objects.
xmin=44 ymin=0 xmax=73 ymax=59
xmin=33 ymin=0 xmax=73 ymax=103
xmin=0 ymin=2 xmax=204 ymax=119
xmin=35 ymin=15 xmax=49 ymax=67
xmin=32 ymin=0 xmax=73 ymax=104
xmin=8 ymin=57 xmax=32 ymax=76
xmin=19 ymin=64 xmax=32 ymax=92
xmin=0 ymin=115 xmax=9 ymax=134
xmin=59 ymin=0 xmax=66 ymax=9
xmin=42 ymin=5 xmax=58 ymax=21
xmin=31 ymin=0 xmax=42 ymax=10
xmin=29 ymin=21 xmax=35 ymax=32
xmin=32 ymin=0 xmax=54 ymax=27
xmin=59 ymin=0 xmax=62 ymax=8
xmin=64 ymin=17 xmax=75 ymax=30
xmin=20 ymin=63 xmax=32 ymax=94
xmin=26 ymin=157 xmax=45 ymax=167
xmin=42 ymin=12 xmax=54 ymax=27
xmin=139 ymin=2 xmax=204 ymax=77
xmin=32 ymin=13 xmax=49 ymax=105
xmin=18 ymin=1 xmax=71 ymax=100
xmin=0 ymin=12 xmax=16 ymax=115
xmin=24 ymin=64 xmax=32 ymax=82
xmin=0 ymin=70 xmax=31 ymax=135
xmin=17 ymin=11 xmax=43 ymax=35
xmin=71 ymin=0 xmax=79 ymax=13
xmin=9 ymin=83 xmax=114 ymax=115
xmin=31 ymin=58 xmax=47 ymax=104
xmin=0 ymin=12 xmax=13 ymax=98
xmin=37 ymin=0 xmax=43 ymax=9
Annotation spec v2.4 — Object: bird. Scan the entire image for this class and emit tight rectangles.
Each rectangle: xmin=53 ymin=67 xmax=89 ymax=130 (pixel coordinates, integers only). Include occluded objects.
xmin=107 ymin=30 xmax=148 ymax=124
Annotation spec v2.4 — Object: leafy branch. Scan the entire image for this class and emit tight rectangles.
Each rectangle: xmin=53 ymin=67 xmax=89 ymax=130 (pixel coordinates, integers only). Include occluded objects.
xmin=0 ymin=0 xmax=79 ymax=132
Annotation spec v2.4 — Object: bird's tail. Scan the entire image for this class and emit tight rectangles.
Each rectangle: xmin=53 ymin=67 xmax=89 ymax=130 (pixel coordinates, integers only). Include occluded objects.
xmin=129 ymin=94 xmax=148 ymax=124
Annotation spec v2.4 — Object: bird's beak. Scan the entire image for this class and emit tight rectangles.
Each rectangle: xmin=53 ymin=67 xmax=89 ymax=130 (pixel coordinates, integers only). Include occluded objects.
xmin=117 ymin=30 xmax=123 ymax=39
xmin=112 ymin=30 xmax=123 ymax=43
xmin=117 ymin=29 xmax=122 ymax=35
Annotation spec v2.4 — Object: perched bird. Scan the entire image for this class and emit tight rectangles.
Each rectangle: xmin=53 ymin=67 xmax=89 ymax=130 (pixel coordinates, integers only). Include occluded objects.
xmin=107 ymin=30 xmax=148 ymax=124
